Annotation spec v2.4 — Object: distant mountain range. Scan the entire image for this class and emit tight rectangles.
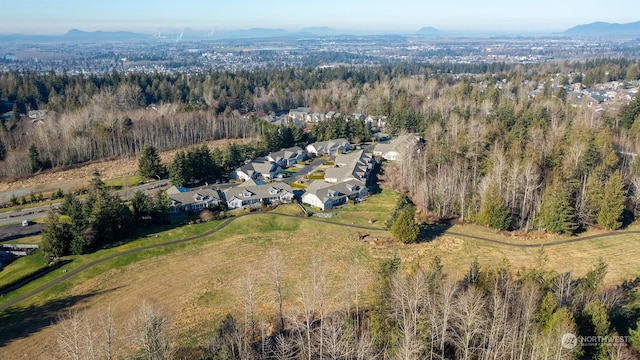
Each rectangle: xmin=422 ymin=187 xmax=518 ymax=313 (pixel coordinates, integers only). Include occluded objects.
xmin=563 ymin=21 xmax=640 ymax=37
xmin=416 ymin=27 xmax=444 ymax=36
xmin=63 ymin=29 xmax=150 ymax=41
xmin=2 ymin=21 xmax=639 ymax=43
xmin=0 ymin=27 xmax=449 ymax=43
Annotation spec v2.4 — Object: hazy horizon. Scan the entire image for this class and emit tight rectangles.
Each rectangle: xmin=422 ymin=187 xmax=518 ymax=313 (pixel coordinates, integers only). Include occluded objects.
xmin=1 ymin=0 xmax=639 ymax=35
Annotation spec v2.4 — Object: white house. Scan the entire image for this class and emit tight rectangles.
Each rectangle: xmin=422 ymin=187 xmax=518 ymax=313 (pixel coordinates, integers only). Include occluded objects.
xmin=231 ymin=157 xmax=283 ymax=181
xmin=267 ymin=146 xmax=307 ymax=168
xmin=302 ymin=179 xmax=368 ymax=211
xmin=305 ymin=138 xmax=351 ymax=156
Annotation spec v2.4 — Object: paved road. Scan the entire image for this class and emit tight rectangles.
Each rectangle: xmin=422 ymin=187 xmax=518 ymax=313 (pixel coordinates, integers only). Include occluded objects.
xmin=0 ymin=180 xmax=170 ymax=226
xmin=2 ymin=211 xmax=640 ymax=313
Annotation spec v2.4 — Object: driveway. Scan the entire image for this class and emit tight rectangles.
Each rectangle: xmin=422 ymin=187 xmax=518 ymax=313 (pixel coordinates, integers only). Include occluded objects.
xmin=281 ymin=157 xmax=326 ymax=184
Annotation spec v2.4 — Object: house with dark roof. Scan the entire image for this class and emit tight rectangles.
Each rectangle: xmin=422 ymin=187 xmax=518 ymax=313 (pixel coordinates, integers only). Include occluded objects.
xmin=301 ymin=179 xmax=368 ymax=211
xmin=267 ymin=146 xmax=307 ymax=168
xmin=167 ymin=188 xmax=222 ymax=213
xmin=231 ymin=157 xmax=283 ymax=181
xmin=224 ymin=181 xmax=295 ymax=209
xmin=324 ymin=150 xmax=374 ymax=184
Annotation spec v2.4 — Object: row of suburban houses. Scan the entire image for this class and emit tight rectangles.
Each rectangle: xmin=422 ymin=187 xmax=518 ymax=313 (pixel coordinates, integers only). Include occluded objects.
xmin=166 ymin=135 xmax=420 ymax=213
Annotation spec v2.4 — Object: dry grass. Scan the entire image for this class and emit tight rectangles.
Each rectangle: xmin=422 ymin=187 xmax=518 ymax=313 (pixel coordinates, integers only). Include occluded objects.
xmin=0 ymin=215 xmax=385 ymax=359
xmin=3 ymin=197 xmax=640 ymax=358
xmin=0 ymin=138 xmax=255 ymax=197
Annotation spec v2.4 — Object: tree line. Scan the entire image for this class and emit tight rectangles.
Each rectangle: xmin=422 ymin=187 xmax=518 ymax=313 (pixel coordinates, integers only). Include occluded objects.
xmin=379 ymin=70 xmax=640 ymax=233
xmin=49 ymin=252 xmax=640 ymax=359
xmin=41 ymin=173 xmax=169 ymax=257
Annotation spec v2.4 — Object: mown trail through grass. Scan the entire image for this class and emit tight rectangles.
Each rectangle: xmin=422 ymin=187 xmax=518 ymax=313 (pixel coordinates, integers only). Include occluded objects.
xmin=2 ymin=211 xmax=640 ymax=312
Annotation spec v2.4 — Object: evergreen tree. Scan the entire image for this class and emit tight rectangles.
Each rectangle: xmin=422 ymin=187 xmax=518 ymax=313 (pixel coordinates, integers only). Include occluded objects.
xmin=539 ymin=180 xmax=577 ymax=234
xmin=131 ymin=190 xmax=153 ymax=222
xmin=187 ymin=144 xmax=216 ymax=183
xmin=630 ymin=319 xmax=640 ymax=353
xmin=477 ymin=181 xmax=511 ymax=231
xmin=168 ymin=150 xmax=190 ymax=187
xmin=138 ymin=145 xmax=165 ymax=179
xmin=583 ymin=174 xmax=604 ymax=225
xmin=390 ymin=206 xmax=420 ymax=244
xmin=28 ymin=144 xmax=41 ymax=173
xmin=152 ymin=190 xmax=171 ymax=224
xmin=584 ymin=300 xmax=612 ymax=360
xmin=597 ymin=170 xmax=626 ymax=230
xmin=385 ymin=193 xmax=413 ymax=228
xmin=224 ymin=143 xmax=242 ymax=174
xmin=0 ymin=139 xmax=6 ymax=161
xmin=211 ymin=148 xmax=225 ymax=178
xmin=40 ymin=211 xmax=72 ymax=258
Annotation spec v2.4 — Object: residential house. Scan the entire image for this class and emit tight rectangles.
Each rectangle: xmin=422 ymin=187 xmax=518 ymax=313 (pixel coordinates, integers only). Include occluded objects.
xmin=224 ymin=181 xmax=295 ymax=209
xmin=231 ymin=157 xmax=283 ymax=181
xmin=324 ymin=150 xmax=374 ymax=184
xmin=351 ymin=113 xmax=365 ymax=121
xmin=301 ymin=179 xmax=368 ymax=211
xmin=267 ymin=146 xmax=307 ymax=168
xmin=288 ymin=107 xmax=311 ymax=122
xmin=167 ymin=187 xmax=222 ymax=213
xmin=28 ymin=110 xmax=47 ymax=122
xmin=373 ymin=133 xmax=423 ymax=161
xmin=305 ymin=138 xmax=351 ymax=156
xmin=311 ymin=112 xmax=325 ymax=122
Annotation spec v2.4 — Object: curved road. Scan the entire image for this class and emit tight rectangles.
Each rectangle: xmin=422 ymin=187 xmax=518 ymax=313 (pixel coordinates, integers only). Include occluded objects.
xmin=2 ymin=213 xmax=639 ymax=312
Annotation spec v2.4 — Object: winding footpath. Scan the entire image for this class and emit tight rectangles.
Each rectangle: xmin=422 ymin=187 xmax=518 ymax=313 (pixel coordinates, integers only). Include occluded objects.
xmin=1 ymin=212 xmax=639 ymax=312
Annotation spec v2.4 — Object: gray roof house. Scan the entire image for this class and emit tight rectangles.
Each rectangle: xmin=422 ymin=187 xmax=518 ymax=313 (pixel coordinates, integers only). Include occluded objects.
xmin=231 ymin=157 xmax=283 ymax=181
xmin=168 ymin=188 xmax=222 ymax=213
xmin=288 ymin=107 xmax=311 ymax=122
xmin=372 ymin=133 xmax=423 ymax=161
xmin=305 ymin=138 xmax=351 ymax=156
xmin=224 ymin=181 xmax=295 ymax=210
xmin=324 ymin=150 xmax=374 ymax=184
xmin=267 ymin=146 xmax=307 ymax=168
xmin=301 ymin=179 xmax=368 ymax=211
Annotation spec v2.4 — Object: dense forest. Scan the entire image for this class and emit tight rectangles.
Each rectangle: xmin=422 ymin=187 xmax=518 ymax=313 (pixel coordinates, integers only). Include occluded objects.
xmin=2 ymin=59 xmax=640 ymax=232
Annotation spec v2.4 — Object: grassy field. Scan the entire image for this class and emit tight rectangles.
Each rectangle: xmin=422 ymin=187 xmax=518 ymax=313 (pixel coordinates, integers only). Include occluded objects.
xmin=103 ymin=174 xmax=146 ymax=189
xmin=0 ymin=249 xmax=49 ymax=289
xmin=3 ymin=190 xmax=640 ymax=358
xmin=318 ymin=189 xmax=399 ymax=229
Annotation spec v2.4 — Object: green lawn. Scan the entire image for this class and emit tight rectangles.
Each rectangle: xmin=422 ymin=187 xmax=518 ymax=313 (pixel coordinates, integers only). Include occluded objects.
xmin=0 ymin=219 xmax=223 ymax=307
xmin=0 ymin=249 xmax=49 ymax=289
xmin=320 ymin=189 xmax=399 ymax=229
xmin=1 ymin=234 xmax=42 ymax=245
xmin=103 ymin=174 xmax=146 ymax=189
xmin=0 ymin=199 xmax=63 ymax=214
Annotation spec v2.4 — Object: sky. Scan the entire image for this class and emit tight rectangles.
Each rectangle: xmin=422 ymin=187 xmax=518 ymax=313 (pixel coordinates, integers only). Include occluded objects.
xmin=2 ymin=0 xmax=640 ymax=35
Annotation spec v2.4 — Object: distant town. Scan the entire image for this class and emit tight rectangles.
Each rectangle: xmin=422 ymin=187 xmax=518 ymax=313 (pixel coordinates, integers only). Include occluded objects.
xmin=1 ymin=33 xmax=640 ymax=75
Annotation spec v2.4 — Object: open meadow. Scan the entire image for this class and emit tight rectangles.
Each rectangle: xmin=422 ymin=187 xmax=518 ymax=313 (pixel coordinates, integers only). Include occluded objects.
xmin=2 ymin=190 xmax=640 ymax=358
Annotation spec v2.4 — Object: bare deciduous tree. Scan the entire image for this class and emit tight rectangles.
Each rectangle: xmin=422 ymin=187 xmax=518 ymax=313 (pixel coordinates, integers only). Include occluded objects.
xmin=129 ymin=299 xmax=174 ymax=360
